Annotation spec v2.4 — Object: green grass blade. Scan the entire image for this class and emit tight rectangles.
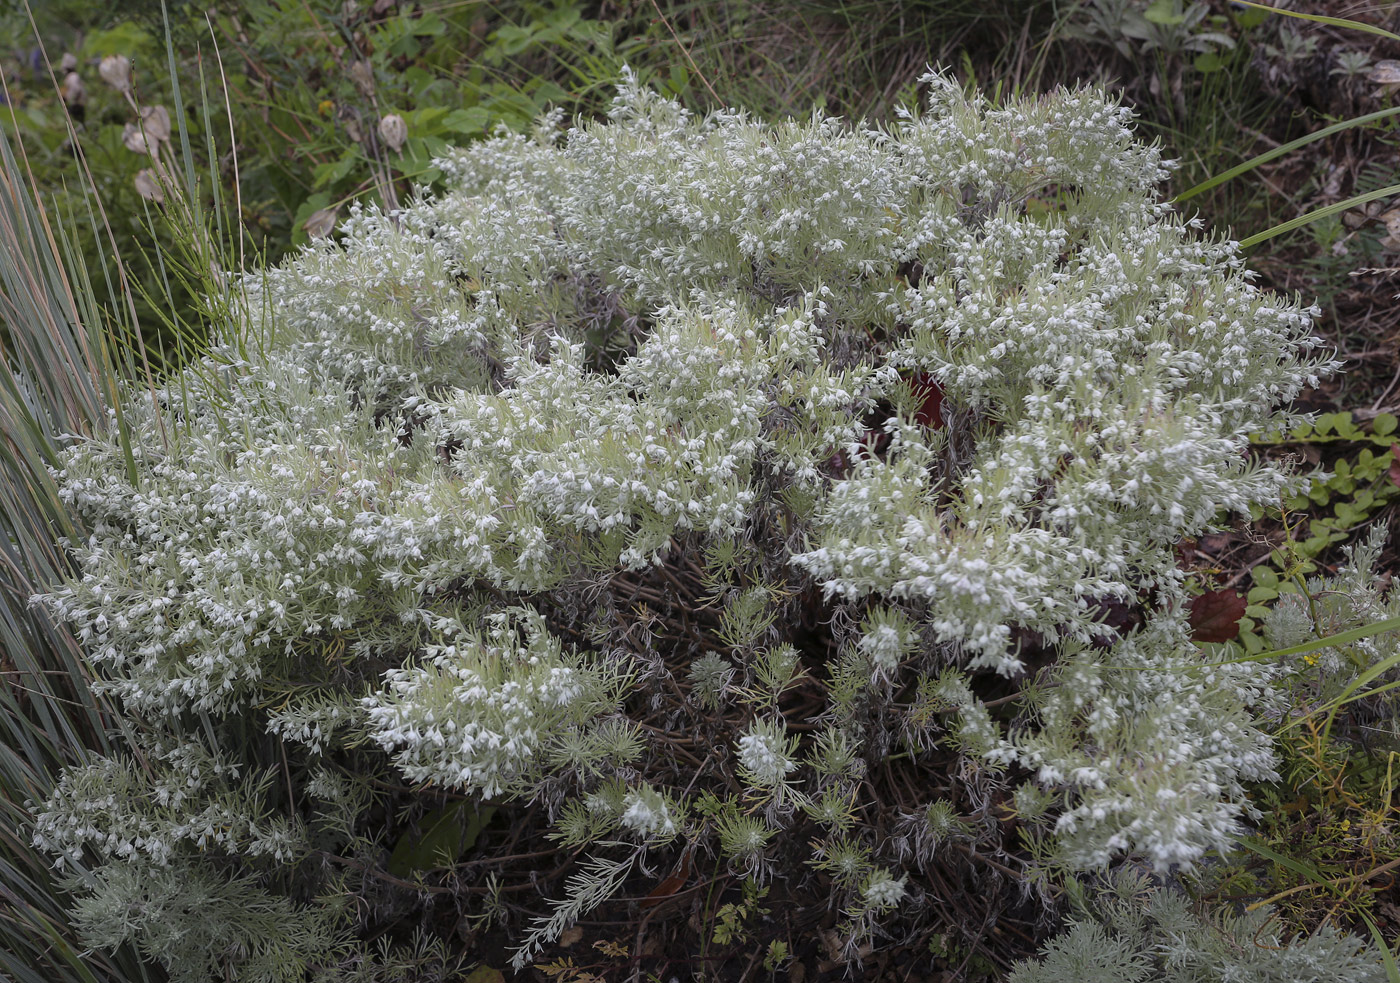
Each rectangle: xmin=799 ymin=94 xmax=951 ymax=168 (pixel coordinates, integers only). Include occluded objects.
xmin=0 ymin=24 xmax=161 ymax=983
xmin=1358 ymin=909 xmax=1400 ymax=983
xmin=1230 ymin=1 xmax=1400 ymax=43
xmin=1296 ymin=662 xmax=1400 ymax=740
xmin=1176 ymin=106 xmax=1400 ymax=204
xmin=1240 ymin=183 xmax=1400 ymax=248
xmin=163 ymin=1 xmax=201 ymax=219
xmin=1237 ymin=836 xmax=1328 ymax=883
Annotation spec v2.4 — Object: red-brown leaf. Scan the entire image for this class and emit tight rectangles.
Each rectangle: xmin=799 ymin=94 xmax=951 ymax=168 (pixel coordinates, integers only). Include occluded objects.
xmin=641 ymin=851 xmax=691 ymax=908
xmin=1388 ymin=444 xmax=1400 ymax=489
xmin=1188 ymin=589 xmax=1247 ymax=643
xmin=905 ymin=371 xmax=945 ymax=430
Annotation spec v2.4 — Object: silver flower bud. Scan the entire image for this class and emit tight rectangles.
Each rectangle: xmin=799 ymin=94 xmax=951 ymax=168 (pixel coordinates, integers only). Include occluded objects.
xmin=98 ymin=54 xmax=131 ymax=93
xmin=122 ymin=122 xmax=157 ymax=156
xmin=304 ymin=207 xmax=339 ymax=239
xmin=377 ymin=113 xmax=407 ymax=153
xmin=348 ymin=59 xmax=374 ymax=96
xmin=134 ymin=168 xmax=165 ymax=203
xmin=140 ymin=105 xmax=172 ymax=143
xmin=61 ymin=71 xmax=85 ymax=107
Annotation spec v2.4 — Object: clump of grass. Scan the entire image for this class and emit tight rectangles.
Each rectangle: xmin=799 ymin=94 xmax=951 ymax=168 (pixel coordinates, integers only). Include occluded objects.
xmin=0 ymin=3 xmax=240 ymax=979
xmin=0 ymin=98 xmax=156 ymax=983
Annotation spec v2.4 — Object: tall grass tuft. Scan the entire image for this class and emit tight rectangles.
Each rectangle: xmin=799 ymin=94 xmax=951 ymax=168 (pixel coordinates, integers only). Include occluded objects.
xmin=0 ymin=114 xmax=160 ymax=983
xmin=0 ymin=3 xmax=237 ymax=978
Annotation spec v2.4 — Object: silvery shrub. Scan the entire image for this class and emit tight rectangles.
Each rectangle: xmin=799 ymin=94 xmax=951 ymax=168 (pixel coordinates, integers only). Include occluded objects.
xmin=34 ymin=73 xmax=1365 ymax=979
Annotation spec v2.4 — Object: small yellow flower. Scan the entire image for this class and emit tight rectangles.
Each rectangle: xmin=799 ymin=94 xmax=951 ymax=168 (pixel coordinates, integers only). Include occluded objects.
xmin=317 ymin=99 xmax=335 ymax=117
xmin=1339 ymin=818 xmax=1351 ymax=832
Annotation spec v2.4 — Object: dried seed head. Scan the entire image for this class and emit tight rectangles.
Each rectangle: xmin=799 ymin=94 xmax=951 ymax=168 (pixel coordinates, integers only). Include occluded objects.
xmin=1371 ymin=59 xmax=1400 ymax=84
xmin=59 ymin=52 xmax=77 ymax=73
xmin=377 ymin=113 xmax=407 ymax=152
xmin=349 ymin=59 xmax=374 ymax=96
xmin=304 ymin=207 xmax=339 ymax=239
xmin=1372 ymin=59 xmax=1400 ymax=98
xmin=344 ymin=116 xmax=363 ymax=143
xmin=98 ymin=54 xmax=131 ymax=93
xmin=61 ymin=72 xmax=85 ymax=107
xmin=122 ymin=122 xmax=158 ymax=156
xmin=140 ymin=105 xmax=172 ymax=143
xmin=133 ymin=168 xmax=164 ymax=203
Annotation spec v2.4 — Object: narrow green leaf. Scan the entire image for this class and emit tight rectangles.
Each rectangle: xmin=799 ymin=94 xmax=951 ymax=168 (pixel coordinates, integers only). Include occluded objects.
xmin=1240 ymin=182 xmax=1400 ymax=248
xmin=1358 ymin=909 xmax=1400 ymax=983
xmin=1193 ymin=51 xmax=1226 ymax=73
xmin=1229 ymin=1 xmax=1400 ymax=42
xmin=387 ymin=802 xmax=497 ymax=875
xmin=1109 ymin=615 xmax=1400 ymax=671
xmin=1144 ymin=0 xmax=1186 ymax=25
xmin=1237 ymin=836 xmax=1327 ymax=883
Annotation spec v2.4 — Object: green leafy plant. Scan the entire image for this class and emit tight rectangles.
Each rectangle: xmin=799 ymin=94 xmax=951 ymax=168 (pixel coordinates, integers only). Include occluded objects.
xmin=928 ymin=932 xmax=999 ymax=981
xmin=1233 ymin=412 xmax=1400 ymax=651
xmin=1064 ymin=0 xmax=1235 ymax=64
xmin=711 ymin=879 xmax=769 ymax=947
xmin=761 ymin=938 xmax=790 ymax=973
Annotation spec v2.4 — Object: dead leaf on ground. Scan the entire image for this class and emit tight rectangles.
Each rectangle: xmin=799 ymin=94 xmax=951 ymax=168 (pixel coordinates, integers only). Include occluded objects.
xmin=641 ymin=849 xmax=692 ymax=907
xmin=461 ymin=966 xmax=504 ymax=983
xmin=1188 ymin=589 xmax=1247 ymax=643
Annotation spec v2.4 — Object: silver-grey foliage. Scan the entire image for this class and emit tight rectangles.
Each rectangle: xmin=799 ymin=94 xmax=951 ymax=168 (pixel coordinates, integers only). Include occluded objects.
xmin=1011 ymin=870 xmax=1386 ymax=983
xmin=30 ymin=74 xmax=1354 ymax=976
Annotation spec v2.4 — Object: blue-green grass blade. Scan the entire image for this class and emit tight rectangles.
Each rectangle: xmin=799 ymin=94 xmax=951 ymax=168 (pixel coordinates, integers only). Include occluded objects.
xmin=1237 ymin=836 xmax=1329 ymax=883
xmin=1359 ymin=909 xmax=1400 ymax=983
xmin=1240 ymin=183 xmax=1400 ymax=248
xmin=1107 ymin=615 xmax=1400 ymax=671
xmin=1230 ymin=2 xmax=1400 ymax=43
xmin=1176 ymin=106 xmax=1400 ymax=204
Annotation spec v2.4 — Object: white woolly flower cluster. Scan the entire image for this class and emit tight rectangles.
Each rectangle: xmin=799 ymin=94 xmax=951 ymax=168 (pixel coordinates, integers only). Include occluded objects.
xmin=619 ymin=785 xmax=679 ymax=839
xmin=858 ymin=606 xmax=919 ymax=678
xmin=39 ymin=359 xmax=425 ymax=716
xmin=363 ymin=609 xmax=624 ymax=797
xmin=860 ymin=869 xmax=908 ymax=911
xmin=736 ymin=718 xmax=799 ymax=788
xmin=32 ymin=735 xmax=304 ymax=869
